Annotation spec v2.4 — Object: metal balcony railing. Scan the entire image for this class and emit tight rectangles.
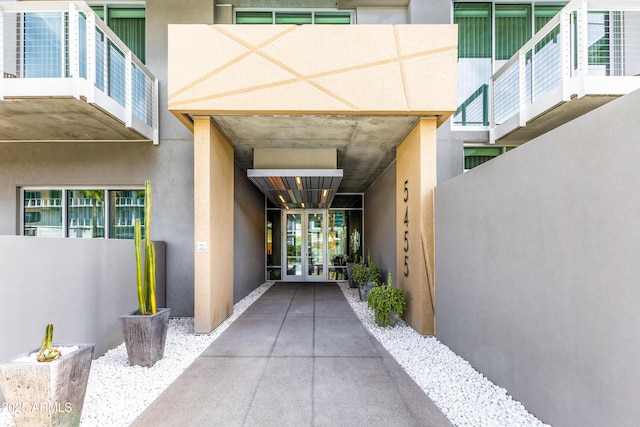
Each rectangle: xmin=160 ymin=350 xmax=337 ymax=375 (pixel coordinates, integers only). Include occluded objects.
xmin=490 ymin=0 xmax=640 ymax=142
xmin=0 ymin=1 xmax=158 ymax=144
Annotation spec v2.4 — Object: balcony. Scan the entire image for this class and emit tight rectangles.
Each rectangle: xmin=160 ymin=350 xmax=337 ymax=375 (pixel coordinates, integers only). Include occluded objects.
xmin=490 ymin=0 xmax=640 ymax=144
xmin=0 ymin=1 xmax=158 ymax=144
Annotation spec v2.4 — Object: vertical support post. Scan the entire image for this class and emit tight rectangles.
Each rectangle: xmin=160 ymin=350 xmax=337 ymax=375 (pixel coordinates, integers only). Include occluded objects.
xmin=153 ymin=77 xmax=159 ymax=145
xmin=68 ymin=3 xmax=80 ymax=99
xmin=396 ymin=118 xmax=438 ymax=335
xmin=125 ymin=51 xmax=132 ymax=127
xmin=86 ymin=11 xmax=96 ymax=103
xmin=561 ymin=7 xmax=574 ymax=101
xmin=518 ymin=50 xmax=527 ymax=127
xmin=575 ymin=1 xmax=589 ymax=98
xmin=194 ymin=116 xmax=234 ymax=334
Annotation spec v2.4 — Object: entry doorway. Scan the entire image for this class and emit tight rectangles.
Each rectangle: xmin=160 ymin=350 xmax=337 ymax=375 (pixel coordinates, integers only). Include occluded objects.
xmin=283 ymin=210 xmax=327 ymax=281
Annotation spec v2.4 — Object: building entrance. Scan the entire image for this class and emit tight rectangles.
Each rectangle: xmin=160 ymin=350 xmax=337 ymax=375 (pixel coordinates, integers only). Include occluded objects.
xmin=283 ymin=210 xmax=327 ymax=281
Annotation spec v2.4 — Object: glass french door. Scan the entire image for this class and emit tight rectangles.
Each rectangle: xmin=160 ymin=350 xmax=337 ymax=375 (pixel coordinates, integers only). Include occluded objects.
xmin=283 ymin=210 xmax=327 ymax=281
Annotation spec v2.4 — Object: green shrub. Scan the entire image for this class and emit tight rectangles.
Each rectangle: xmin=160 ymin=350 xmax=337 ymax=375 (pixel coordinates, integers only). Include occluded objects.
xmin=352 ymin=263 xmax=369 ymax=287
xmin=367 ymin=272 xmax=406 ymax=327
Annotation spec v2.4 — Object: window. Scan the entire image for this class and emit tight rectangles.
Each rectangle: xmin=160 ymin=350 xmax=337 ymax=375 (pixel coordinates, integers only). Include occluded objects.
xmin=535 ymin=6 xmax=563 ymax=32
xmin=455 ymin=3 xmax=492 ymax=59
xmin=235 ymin=10 xmax=353 ymax=25
xmin=464 ymin=147 xmax=504 ymax=170
xmin=22 ymin=187 xmax=145 ymax=239
xmin=91 ymin=5 xmax=146 ymax=63
xmin=495 ymin=5 xmax=531 ymax=60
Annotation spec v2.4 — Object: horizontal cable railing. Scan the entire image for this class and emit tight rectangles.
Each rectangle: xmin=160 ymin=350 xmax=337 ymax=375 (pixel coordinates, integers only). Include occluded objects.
xmin=453 ymin=84 xmax=489 ymax=126
xmin=491 ymin=0 xmax=640 ymax=132
xmin=0 ymin=1 xmax=158 ymax=143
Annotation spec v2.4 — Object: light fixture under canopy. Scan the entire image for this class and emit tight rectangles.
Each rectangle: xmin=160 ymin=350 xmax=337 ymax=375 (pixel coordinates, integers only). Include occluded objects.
xmin=247 ymin=169 xmax=343 ymax=209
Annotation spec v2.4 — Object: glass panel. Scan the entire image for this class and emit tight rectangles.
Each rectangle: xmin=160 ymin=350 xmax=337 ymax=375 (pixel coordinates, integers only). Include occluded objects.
xmin=108 ymin=41 xmax=126 ymax=106
xmin=236 ymin=11 xmax=273 ymax=24
xmin=307 ymin=212 xmax=324 ymax=277
xmin=454 ymin=3 xmax=492 ymax=59
xmin=24 ymin=12 xmax=65 ymax=78
xmin=314 ymin=13 xmax=351 ymax=25
xmin=67 ymin=190 xmax=105 ymax=238
xmin=78 ymin=13 xmax=87 ymax=78
xmin=267 ymin=210 xmax=281 ymax=267
xmin=535 ymin=6 xmax=563 ymax=32
xmin=328 ymin=210 xmax=347 ymax=267
xmin=95 ymin=28 xmax=105 ymax=91
xmin=24 ymin=190 xmax=63 ymax=237
xmin=346 ymin=210 xmax=362 ymax=263
xmin=108 ymin=8 xmax=145 ymax=63
xmin=110 ymin=189 xmax=145 ymax=239
xmin=330 ymin=194 xmax=363 ymax=209
xmin=275 ymin=12 xmax=312 ymax=25
xmin=91 ymin=6 xmax=105 ymax=20
xmin=464 ymin=147 xmax=502 ymax=169
xmin=286 ymin=213 xmax=302 ymax=277
xmin=495 ymin=4 xmax=531 ymax=60
xmin=267 ymin=268 xmax=282 ymax=280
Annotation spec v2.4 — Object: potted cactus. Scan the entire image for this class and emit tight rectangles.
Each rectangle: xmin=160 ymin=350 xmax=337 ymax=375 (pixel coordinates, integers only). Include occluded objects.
xmin=0 ymin=324 xmax=94 ymax=426
xmin=120 ymin=181 xmax=171 ymax=367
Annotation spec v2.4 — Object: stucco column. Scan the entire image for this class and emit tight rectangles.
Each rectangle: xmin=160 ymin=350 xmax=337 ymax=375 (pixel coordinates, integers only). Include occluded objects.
xmin=193 ymin=116 xmax=234 ymax=333
xmin=396 ymin=118 xmax=437 ymax=335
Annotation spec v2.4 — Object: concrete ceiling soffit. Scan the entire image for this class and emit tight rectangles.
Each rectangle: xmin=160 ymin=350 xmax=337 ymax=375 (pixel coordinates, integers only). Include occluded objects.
xmin=167 ymin=24 xmax=457 ymax=117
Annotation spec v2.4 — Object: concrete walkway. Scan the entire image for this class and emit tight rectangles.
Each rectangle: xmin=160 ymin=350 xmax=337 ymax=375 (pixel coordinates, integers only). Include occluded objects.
xmin=131 ymin=282 xmax=453 ymax=427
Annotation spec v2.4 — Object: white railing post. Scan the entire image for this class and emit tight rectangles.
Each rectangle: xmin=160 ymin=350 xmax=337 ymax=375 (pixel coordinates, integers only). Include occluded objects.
xmin=560 ymin=7 xmax=573 ymax=101
xmin=125 ymin=51 xmax=132 ymax=128
xmin=153 ymin=77 xmax=159 ymax=145
xmin=518 ymin=50 xmax=527 ymax=127
xmin=575 ymin=0 xmax=588 ymax=98
xmin=86 ymin=11 xmax=96 ymax=103
xmin=68 ymin=3 xmax=80 ymax=99
xmin=489 ymin=77 xmax=496 ymax=143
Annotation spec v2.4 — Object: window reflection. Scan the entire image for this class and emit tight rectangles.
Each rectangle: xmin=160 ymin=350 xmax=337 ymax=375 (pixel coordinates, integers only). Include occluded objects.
xmin=68 ymin=190 xmax=105 ymax=238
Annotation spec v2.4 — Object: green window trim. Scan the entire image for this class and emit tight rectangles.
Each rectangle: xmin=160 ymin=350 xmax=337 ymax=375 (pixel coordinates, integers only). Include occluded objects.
xmin=464 ymin=147 xmax=503 ymax=170
xmin=236 ymin=11 xmax=273 ymax=24
xmin=236 ymin=10 xmax=352 ymax=25
xmin=275 ymin=12 xmax=312 ymax=25
xmin=314 ymin=13 xmax=352 ymax=25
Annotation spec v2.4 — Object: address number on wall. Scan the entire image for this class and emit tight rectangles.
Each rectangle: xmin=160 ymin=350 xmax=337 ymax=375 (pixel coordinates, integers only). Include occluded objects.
xmin=403 ymin=180 xmax=409 ymax=277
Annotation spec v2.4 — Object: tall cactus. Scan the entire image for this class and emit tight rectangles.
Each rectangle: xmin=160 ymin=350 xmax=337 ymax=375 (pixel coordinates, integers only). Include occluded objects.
xmin=135 ymin=180 xmax=157 ymax=315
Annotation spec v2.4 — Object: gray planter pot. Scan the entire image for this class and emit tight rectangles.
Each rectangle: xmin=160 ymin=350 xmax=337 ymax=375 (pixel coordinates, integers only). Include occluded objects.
xmin=0 ymin=343 xmax=94 ymax=427
xmin=375 ymin=309 xmax=400 ymax=327
xmin=120 ymin=307 xmax=171 ymax=367
xmin=358 ymin=281 xmax=373 ymax=301
xmin=346 ymin=262 xmax=357 ymax=288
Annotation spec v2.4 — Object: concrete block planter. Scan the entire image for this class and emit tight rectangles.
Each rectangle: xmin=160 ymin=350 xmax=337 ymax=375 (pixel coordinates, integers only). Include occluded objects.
xmin=120 ymin=307 xmax=171 ymax=367
xmin=0 ymin=344 xmax=94 ymax=427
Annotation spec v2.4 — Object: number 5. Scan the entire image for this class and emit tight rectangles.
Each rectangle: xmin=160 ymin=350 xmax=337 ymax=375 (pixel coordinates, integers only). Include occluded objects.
xmin=404 ymin=255 xmax=409 ymax=277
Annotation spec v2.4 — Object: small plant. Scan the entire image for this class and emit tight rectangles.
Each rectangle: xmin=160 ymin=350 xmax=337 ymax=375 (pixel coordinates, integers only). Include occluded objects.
xmin=135 ymin=180 xmax=157 ymax=315
xmin=352 ymin=263 xmax=369 ymax=287
xmin=368 ymin=263 xmax=383 ymax=287
xmin=36 ymin=324 xmax=61 ymax=362
xmin=367 ymin=272 xmax=406 ymax=327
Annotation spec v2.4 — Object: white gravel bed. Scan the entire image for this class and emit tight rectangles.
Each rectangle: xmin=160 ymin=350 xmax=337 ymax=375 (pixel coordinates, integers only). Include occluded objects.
xmin=0 ymin=282 xmax=275 ymax=427
xmin=2 ymin=281 xmax=549 ymax=427
xmin=338 ymin=283 xmax=550 ymax=427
